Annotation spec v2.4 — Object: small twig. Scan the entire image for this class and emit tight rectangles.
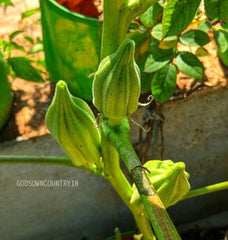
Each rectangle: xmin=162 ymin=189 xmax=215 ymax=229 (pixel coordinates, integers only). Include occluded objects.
xmin=183 ymin=181 xmax=228 ymax=200
xmin=130 ymin=118 xmax=151 ymax=133
xmin=0 ymin=155 xmax=74 ymax=167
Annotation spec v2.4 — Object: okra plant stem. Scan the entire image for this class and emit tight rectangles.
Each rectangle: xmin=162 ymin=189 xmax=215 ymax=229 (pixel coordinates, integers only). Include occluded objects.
xmin=101 ymin=0 xmax=128 ymax=59
xmin=101 ymin=130 xmax=156 ymax=240
xmin=101 ymin=117 xmax=181 ymax=240
xmin=101 ymin=0 xmax=157 ymax=60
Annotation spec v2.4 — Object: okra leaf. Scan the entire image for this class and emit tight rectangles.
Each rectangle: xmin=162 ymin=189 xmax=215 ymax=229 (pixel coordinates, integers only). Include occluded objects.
xmin=176 ymin=51 xmax=204 ymax=80
xmin=144 ymin=40 xmax=174 ymax=73
xmin=179 ymin=30 xmax=210 ymax=47
xmin=8 ymin=57 xmax=43 ymax=82
xmin=140 ymin=2 xmax=163 ymax=28
xmin=214 ymin=29 xmax=228 ymax=53
xmin=151 ymin=64 xmax=177 ymax=103
xmin=162 ymin=0 xmax=201 ymax=37
xmin=204 ymin=0 xmax=228 ymax=22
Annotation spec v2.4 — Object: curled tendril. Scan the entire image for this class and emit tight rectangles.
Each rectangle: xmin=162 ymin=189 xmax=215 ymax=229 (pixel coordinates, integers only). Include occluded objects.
xmin=138 ymin=95 xmax=154 ymax=107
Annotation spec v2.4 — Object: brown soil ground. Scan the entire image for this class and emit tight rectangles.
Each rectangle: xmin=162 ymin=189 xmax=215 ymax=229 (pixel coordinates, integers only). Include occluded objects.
xmin=0 ymin=0 xmax=227 ymax=143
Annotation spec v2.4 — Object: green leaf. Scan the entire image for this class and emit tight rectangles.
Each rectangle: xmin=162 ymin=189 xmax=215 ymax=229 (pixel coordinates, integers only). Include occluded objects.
xmin=144 ymin=40 xmax=174 ymax=73
xmin=195 ymin=47 xmax=208 ymax=57
xmin=176 ymin=51 xmax=204 ymax=80
xmin=24 ymin=36 xmax=34 ymax=44
xmin=152 ymin=64 xmax=177 ymax=103
xmin=9 ymin=30 xmax=23 ymax=41
xmin=214 ymin=29 xmax=228 ymax=53
xmin=151 ymin=23 xmax=163 ymax=41
xmin=162 ymin=0 xmax=201 ymax=37
xmin=4 ymin=42 xmax=25 ymax=52
xmin=21 ymin=8 xmax=40 ymax=20
xmin=140 ymin=2 xmax=163 ymax=28
xmin=36 ymin=18 xmax=42 ymax=25
xmin=29 ymin=42 xmax=43 ymax=53
xmin=214 ymin=29 xmax=228 ymax=66
xmin=8 ymin=57 xmax=43 ymax=82
xmin=0 ymin=39 xmax=7 ymax=49
xmin=0 ymin=51 xmax=13 ymax=130
xmin=197 ymin=21 xmax=212 ymax=32
xmin=0 ymin=0 xmax=13 ymax=6
xmin=36 ymin=57 xmax=46 ymax=69
xmin=204 ymin=0 xmax=228 ymax=22
xmin=136 ymin=51 xmax=155 ymax=92
xmin=159 ymin=36 xmax=178 ymax=49
xmin=217 ymin=49 xmax=228 ymax=66
xmin=129 ymin=31 xmax=149 ymax=53
xmin=179 ymin=30 xmax=210 ymax=47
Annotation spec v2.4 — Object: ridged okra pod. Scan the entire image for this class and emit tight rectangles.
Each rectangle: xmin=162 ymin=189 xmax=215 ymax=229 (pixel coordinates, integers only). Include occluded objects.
xmin=93 ymin=38 xmax=140 ymax=122
xmin=46 ymin=80 xmax=102 ymax=168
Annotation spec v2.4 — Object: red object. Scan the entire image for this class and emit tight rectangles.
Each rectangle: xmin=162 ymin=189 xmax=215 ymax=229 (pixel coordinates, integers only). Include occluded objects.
xmin=55 ymin=0 xmax=100 ymax=18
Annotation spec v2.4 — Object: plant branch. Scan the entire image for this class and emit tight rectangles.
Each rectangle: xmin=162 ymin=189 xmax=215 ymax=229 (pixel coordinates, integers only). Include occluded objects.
xmin=183 ymin=181 xmax=228 ymax=200
xmin=101 ymin=129 xmax=156 ymax=240
xmin=0 ymin=155 xmax=104 ymax=176
xmin=0 ymin=155 xmax=74 ymax=166
xmin=100 ymin=0 xmax=157 ymax=59
xmin=100 ymin=0 xmax=129 ymax=59
xmin=101 ymin=117 xmax=181 ymax=240
xmin=122 ymin=0 xmax=158 ymax=21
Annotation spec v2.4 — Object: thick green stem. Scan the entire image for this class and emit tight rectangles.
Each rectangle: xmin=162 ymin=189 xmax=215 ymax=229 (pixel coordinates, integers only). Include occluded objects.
xmin=101 ymin=130 xmax=156 ymax=240
xmin=183 ymin=181 xmax=228 ymax=200
xmin=101 ymin=0 xmax=157 ymax=59
xmin=101 ymin=117 xmax=181 ymax=240
xmin=101 ymin=0 xmax=129 ymax=59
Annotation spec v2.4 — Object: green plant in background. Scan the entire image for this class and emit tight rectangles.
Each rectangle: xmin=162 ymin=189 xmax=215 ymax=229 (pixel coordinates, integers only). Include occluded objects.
xmin=1 ymin=0 xmax=228 ymax=239
xmin=0 ymin=0 xmax=13 ymax=6
xmin=0 ymin=3 xmax=46 ymax=130
xmin=136 ymin=0 xmax=228 ymax=103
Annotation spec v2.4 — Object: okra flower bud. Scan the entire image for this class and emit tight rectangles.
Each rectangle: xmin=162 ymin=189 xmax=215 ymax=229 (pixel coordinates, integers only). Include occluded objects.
xmin=131 ymin=160 xmax=190 ymax=207
xmin=45 ymin=80 xmax=102 ymax=167
xmin=92 ymin=38 xmax=141 ymax=122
